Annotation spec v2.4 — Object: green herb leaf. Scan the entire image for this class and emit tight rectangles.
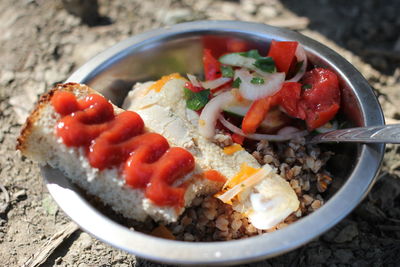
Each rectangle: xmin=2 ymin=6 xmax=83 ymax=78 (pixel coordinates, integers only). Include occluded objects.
xmin=294 ymin=60 xmax=304 ymax=75
xmin=184 ymin=87 xmax=193 ymax=98
xmin=302 ymin=84 xmax=312 ymax=90
xmin=239 ymin=49 xmax=276 ymax=73
xmin=239 ymin=49 xmax=259 ymax=58
xmin=183 ymin=88 xmax=210 ymax=111
xmin=250 ymin=77 xmax=265 ymax=84
xmin=254 ymin=57 xmax=276 ymax=73
xmin=221 ymin=66 xmax=234 ymax=78
xmin=233 ymin=77 xmax=242 ymax=88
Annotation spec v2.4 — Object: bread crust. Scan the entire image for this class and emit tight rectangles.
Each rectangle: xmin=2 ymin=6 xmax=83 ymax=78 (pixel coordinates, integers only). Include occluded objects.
xmin=17 ymin=83 xmax=94 ymax=153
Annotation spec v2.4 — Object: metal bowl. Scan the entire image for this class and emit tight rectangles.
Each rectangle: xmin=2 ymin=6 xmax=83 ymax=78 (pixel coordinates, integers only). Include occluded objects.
xmin=42 ymin=21 xmax=385 ymax=265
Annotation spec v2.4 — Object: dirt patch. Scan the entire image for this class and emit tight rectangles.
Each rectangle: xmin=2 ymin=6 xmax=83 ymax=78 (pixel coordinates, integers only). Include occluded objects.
xmin=1 ymin=0 xmax=399 ymax=266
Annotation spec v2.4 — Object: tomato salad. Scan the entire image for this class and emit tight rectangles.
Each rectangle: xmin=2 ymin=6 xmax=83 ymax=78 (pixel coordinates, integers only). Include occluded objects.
xmin=183 ymin=41 xmax=341 ymax=143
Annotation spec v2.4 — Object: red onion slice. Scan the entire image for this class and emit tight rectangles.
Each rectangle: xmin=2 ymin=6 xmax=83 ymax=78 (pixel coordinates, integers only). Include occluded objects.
xmin=219 ymin=115 xmax=308 ymax=141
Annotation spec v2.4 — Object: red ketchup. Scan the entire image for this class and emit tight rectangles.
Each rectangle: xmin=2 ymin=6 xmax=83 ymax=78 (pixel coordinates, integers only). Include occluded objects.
xmin=51 ymin=90 xmax=195 ymax=207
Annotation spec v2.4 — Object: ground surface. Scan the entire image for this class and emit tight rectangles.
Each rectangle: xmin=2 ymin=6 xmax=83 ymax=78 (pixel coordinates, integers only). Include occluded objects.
xmin=1 ymin=0 xmax=400 ymax=266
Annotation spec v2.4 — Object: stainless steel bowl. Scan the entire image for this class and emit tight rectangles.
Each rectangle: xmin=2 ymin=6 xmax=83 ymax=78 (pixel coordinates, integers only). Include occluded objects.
xmin=42 ymin=21 xmax=385 ymax=265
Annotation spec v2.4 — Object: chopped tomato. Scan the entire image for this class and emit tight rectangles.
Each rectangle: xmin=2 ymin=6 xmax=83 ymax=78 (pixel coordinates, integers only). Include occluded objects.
xmin=184 ymin=82 xmax=203 ymax=93
xmin=305 ymin=103 xmax=340 ymax=130
xmin=203 ymin=49 xmax=221 ymax=81
xmin=301 ymin=68 xmax=340 ymax=108
xmin=240 ymin=68 xmax=340 ymax=133
xmin=272 ymin=82 xmax=304 ymax=119
xmin=267 ymin=41 xmax=298 ymax=75
xmin=300 ymin=68 xmax=341 ymax=130
xmin=242 ymin=97 xmax=273 ymax=134
xmin=241 ymin=82 xmax=301 ymax=134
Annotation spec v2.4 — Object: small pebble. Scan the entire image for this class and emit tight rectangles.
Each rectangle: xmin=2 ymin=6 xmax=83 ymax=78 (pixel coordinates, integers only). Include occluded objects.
xmin=334 ymin=223 xmax=359 ymax=243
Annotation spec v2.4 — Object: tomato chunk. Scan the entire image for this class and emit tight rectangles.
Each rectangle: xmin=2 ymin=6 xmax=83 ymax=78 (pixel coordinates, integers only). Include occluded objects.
xmin=300 ymin=68 xmax=341 ymax=130
xmin=203 ymin=49 xmax=221 ymax=81
xmin=305 ymin=103 xmax=340 ymax=130
xmin=184 ymin=82 xmax=203 ymax=93
xmin=242 ymin=97 xmax=273 ymax=134
xmin=267 ymin=41 xmax=298 ymax=75
xmin=272 ymin=82 xmax=305 ymax=120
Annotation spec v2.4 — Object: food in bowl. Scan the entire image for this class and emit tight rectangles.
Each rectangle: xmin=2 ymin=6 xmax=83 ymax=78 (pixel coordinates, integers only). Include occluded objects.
xmin=123 ymin=40 xmax=341 ymax=240
xmin=17 ymin=40 xmax=341 ymax=241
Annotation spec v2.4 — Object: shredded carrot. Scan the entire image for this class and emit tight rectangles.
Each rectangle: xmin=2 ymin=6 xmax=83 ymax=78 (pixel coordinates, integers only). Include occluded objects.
xmin=215 ymin=163 xmax=265 ymax=204
xmin=150 ymin=225 xmax=175 ymax=240
xmin=148 ymin=73 xmax=185 ymax=93
xmin=223 ymin=143 xmax=244 ymax=155
xmin=225 ymin=163 xmax=260 ymax=188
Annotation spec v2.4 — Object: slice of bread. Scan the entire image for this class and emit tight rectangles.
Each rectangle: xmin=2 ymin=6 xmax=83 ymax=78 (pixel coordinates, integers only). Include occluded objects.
xmin=17 ymin=83 xmax=223 ymax=223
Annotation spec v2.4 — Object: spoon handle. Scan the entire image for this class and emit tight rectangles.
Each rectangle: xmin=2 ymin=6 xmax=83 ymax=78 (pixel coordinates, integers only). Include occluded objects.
xmin=309 ymin=124 xmax=400 ymax=144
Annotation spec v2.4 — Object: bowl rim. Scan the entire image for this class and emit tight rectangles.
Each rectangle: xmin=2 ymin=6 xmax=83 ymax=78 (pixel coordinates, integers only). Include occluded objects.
xmin=43 ymin=20 xmax=385 ymax=265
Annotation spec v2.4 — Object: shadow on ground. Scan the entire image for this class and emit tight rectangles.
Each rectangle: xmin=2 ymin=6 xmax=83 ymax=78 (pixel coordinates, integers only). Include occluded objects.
xmin=281 ymin=0 xmax=400 ymax=75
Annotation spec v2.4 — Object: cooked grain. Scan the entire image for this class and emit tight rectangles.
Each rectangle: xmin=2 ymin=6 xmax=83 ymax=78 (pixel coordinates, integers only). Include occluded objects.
xmin=162 ymin=138 xmax=334 ymax=241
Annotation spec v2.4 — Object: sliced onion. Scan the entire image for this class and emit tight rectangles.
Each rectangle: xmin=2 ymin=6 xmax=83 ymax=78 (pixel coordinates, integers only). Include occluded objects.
xmin=235 ymin=68 xmax=285 ymax=101
xmin=199 ymin=91 xmax=235 ymax=139
xmin=287 ymin=44 xmax=307 ymax=82
xmin=219 ymin=115 xmax=308 ymax=141
xmin=187 ymin=74 xmax=231 ymax=90
xmin=201 ymin=77 xmax=232 ymax=90
xmin=187 ymin=73 xmax=202 ymax=87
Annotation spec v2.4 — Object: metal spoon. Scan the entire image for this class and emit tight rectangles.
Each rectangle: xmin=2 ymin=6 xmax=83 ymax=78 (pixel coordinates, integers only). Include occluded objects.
xmin=308 ymin=124 xmax=400 ymax=144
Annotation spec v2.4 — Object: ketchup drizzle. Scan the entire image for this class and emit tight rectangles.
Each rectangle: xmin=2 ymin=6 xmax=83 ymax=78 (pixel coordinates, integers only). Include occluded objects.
xmin=51 ymin=90 xmax=195 ymax=207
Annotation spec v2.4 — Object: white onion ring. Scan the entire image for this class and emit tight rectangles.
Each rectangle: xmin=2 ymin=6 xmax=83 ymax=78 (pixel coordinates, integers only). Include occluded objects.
xmin=201 ymin=77 xmax=232 ymax=90
xmin=218 ymin=115 xmax=308 ymax=141
xmin=199 ymin=91 xmax=235 ymax=139
xmin=187 ymin=73 xmax=202 ymax=87
xmin=235 ymin=68 xmax=285 ymax=101
xmin=287 ymin=44 xmax=307 ymax=82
